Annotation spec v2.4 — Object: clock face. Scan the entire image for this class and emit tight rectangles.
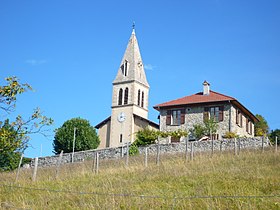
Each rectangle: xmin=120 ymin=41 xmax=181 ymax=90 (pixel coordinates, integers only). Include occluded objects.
xmin=117 ymin=112 xmax=126 ymax=122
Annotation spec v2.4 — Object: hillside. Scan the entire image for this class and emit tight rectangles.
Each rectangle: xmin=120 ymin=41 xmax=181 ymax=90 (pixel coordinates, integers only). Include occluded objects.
xmin=0 ymin=148 xmax=279 ymax=209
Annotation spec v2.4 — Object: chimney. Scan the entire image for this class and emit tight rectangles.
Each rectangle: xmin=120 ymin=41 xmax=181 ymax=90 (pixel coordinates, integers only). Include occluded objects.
xmin=203 ymin=81 xmax=210 ymax=95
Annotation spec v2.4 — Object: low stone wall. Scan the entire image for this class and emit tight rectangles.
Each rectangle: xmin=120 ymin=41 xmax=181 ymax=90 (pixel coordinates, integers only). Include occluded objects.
xmin=30 ymin=137 xmax=270 ymax=168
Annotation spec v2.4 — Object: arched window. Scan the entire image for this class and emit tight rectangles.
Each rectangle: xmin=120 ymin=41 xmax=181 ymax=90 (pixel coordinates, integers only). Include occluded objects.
xmin=118 ymin=89 xmax=123 ymax=105
xmin=137 ymin=90 xmax=141 ymax=106
xmin=124 ymin=88 xmax=129 ymax=105
xmin=141 ymin=91 xmax=144 ymax=107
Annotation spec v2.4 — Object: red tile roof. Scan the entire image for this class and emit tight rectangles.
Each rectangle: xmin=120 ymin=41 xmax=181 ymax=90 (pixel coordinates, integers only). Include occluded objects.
xmin=154 ymin=90 xmax=236 ymax=108
xmin=153 ymin=90 xmax=259 ymax=123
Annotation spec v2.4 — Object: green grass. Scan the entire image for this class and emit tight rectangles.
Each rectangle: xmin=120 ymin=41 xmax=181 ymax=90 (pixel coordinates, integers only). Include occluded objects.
xmin=0 ymin=148 xmax=279 ymax=209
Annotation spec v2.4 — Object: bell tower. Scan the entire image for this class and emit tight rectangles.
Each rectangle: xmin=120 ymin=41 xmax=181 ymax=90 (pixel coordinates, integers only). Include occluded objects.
xmin=109 ymin=27 xmax=150 ymax=147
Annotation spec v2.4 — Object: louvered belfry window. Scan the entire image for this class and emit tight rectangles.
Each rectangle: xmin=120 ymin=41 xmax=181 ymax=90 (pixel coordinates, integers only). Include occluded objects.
xmin=124 ymin=88 xmax=129 ymax=105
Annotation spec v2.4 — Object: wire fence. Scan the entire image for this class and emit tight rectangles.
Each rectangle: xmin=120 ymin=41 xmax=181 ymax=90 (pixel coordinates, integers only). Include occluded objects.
xmin=1 ymin=183 xmax=280 ymax=209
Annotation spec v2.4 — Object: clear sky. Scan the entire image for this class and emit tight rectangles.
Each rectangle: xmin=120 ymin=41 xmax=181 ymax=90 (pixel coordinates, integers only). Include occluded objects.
xmin=1 ymin=0 xmax=279 ymax=158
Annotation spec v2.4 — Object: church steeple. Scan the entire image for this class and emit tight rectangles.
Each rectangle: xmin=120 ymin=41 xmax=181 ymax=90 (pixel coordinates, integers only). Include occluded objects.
xmin=113 ymin=28 xmax=149 ymax=88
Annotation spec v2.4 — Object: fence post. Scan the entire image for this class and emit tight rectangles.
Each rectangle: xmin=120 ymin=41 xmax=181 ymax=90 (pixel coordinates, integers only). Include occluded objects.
xmin=262 ymin=136 xmax=265 ymax=153
xmin=121 ymin=146 xmax=124 ymax=158
xmin=95 ymin=152 xmax=99 ymax=174
xmin=55 ymin=150 xmax=63 ymax=179
xmin=32 ymin=157 xmax=38 ymax=182
xmin=211 ymin=138 xmax=214 ymax=157
xmin=126 ymin=143 xmax=129 ymax=167
xmin=156 ymin=140 xmax=160 ymax=166
xmin=15 ymin=153 xmax=24 ymax=182
xmin=276 ymin=136 xmax=278 ymax=153
xmin=234 ymin=138 xmax=237 ymax=156
xmin=190 ymin=142 xmax=194 ymax=161
xmin=185 ymin=136 xmax=189 ymax=162
xmin=144 ymin=147 xmax=148 ymax=167
xmin=238 ymin=138 xmax=241 ymax=155
xmin=220 ymin=139 xmax=223 ymax=152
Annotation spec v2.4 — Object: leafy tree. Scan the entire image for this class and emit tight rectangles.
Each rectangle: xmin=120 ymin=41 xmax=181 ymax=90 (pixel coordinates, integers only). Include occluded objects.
xmin=269 ymin=129 xmax=280 ymax=145
xmin=0 ymin=76 xmax=53 ymax=171
xmin=133 ymin=127 xmax=158 ymax=147
xmin=53 ymin=118 xmax=100 ymax=154
xmin=190 ymin=118 xmax=219 ymax=140
xmin=204 ymin=118 xmax=218 ymax=136
xmin=255 ymin=114 xmax=269 ymax=136
xmin=190 ymin=124 xmax=206 ymax=140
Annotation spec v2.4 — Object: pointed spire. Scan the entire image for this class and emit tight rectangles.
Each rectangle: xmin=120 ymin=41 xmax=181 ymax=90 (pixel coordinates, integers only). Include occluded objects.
xmin=113 ymin=26 xmax=149 ymax=88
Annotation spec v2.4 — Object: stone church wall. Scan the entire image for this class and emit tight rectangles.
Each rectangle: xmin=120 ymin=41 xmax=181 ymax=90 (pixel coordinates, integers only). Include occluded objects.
xmin=30 ymin=137 xmax=270 ymax=168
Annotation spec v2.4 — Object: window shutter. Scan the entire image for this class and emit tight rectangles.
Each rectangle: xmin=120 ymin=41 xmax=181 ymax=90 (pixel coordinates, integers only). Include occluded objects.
xmin=203 ymin=107 xmax=209 ymax=122
xmin=240 ymin=114 xmax=243 ymax=127
xmin=219 ymin=106 xmax=224 ymax=122
xmin=180 ymin=109 xmax=185 ymax=124
xmin=166 ymin=110 xmax=171 ymax=125
xmin=246 ymin=118 xmax=249 ymax=132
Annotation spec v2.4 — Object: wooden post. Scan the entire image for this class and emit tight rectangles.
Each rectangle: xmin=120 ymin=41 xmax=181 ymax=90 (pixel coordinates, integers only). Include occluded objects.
xmin=55 ymin=150 xmax=63 ymax=179
xmin=121 ymin=146 xmax=124 ymax=158
xmin=95 ymin=152 xmax=99 ymax=174
xmin=234 ymin=138 xmax=237 ymax=156
xmin=156 ymin=140 xmax=160 ymax=166
xmin=220 ymin=139 xmax=223 ymax=152
xmin=211 ymin=138 xmax=214 ymax=157
xmin=144 ymin=147 xmax=148 ymax=167
xmin=32 ymin=157 xmax=38 ymax=182
xmin=72 ymin=127 xmax=76 ymax=163
xmin=238 ymin=138 xmax=241 ymax=155
xmin=15 ymin=154 xmax=24 ymax=182
xmin=185 ymin=137 xmax=189 ymax=162
xmin=262 ymin=136 xmax=265 ymax=153
xmin=275 ymin=136 xmax=278 ymax=152
xmin=190 ymin=142 xmax=194 ymax=161
xmin=126 ymin=143 xmax=129 ymax=167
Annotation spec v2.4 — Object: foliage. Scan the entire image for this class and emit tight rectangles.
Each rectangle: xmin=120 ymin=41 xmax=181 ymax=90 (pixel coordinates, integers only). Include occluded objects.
xmin=133 ymin=127 xmax=158 ymax=147
xmin=269 ymin=129 xmax=280 ymax=145
xmin=190 ymin=124 xmax=206 ymax=140
xmin=53 ymin=118 xmax=100 ymax=154
xmin=169 ymin=129 xmax=188 ymax=139
xmin=204 ymin=117 xmax=218 ymax=135
xmin=223 ymin=131 xmax=239 ymax=139
xmin=0 ymin=77 xmax=53 ymax=171
xmin=255 ymin=114 xmax=269 ymax=136
xmin=128 ymin=143 xmax=139 ymax=156
xmin=190 ymin=118 xmax=219 ymax=140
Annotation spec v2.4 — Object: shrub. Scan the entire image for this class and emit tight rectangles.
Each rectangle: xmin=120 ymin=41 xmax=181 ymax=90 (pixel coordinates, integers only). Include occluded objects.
xmin=223 ymin=131 xmax=239 ymax=139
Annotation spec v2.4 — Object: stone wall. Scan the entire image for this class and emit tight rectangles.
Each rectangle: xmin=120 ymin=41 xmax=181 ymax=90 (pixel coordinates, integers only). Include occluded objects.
xmin=30 ymin=137 xmax=270 ymax=168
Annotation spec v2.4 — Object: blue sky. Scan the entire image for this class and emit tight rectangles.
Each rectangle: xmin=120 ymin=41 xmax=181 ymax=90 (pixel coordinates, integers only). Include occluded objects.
xmin=1 ymin=0 xmax=279 ymax=157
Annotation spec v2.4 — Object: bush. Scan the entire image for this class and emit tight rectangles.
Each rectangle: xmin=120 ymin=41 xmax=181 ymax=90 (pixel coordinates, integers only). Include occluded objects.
xmin=223 ymin=131 xmax=239 ymax=139
xmin=129 ymin=143 xmax=139 ymax=156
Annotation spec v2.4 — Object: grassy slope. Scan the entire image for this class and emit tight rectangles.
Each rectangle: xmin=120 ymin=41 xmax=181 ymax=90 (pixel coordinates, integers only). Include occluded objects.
xmin=0 ymin=149 xmax=279 ymax=209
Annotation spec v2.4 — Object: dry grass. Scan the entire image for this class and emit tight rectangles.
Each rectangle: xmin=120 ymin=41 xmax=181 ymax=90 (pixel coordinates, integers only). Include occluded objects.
xmin=0 ymin=148 xmax=279 ymax=209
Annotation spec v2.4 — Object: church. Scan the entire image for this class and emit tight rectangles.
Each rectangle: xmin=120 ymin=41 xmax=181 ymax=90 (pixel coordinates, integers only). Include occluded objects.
xmin=95 ymin=28 xmax=159 ymax=149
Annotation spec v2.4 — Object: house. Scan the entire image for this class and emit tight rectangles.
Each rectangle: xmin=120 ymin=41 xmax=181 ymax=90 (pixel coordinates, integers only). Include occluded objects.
xmin=153 ymin=81 xmax=258 ymax=141
xmin=95 ymin=27 xmax=159 ymax=149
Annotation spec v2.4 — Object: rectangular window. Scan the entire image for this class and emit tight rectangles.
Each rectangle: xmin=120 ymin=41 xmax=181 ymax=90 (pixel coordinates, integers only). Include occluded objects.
xmin=120 ymin=134 xmax=123 ymax=143
xmin=166 ymin=109 xmax=185 ymax=126
xmin=172 ymin=110 xmax=181 ymax=125
xmin=246 ymin=118 xmax=252 ymax=134
xmin=236 ymin=109 xmax=243 ymax=127
xmin=205 ymin=106 xmax=223 ymax=122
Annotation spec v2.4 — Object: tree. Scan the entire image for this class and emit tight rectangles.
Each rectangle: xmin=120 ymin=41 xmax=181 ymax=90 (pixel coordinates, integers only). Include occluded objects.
xmin=190 ymin=118 xmax=219 ymax=140
xmin=53 ymin=118 xmax=100 ymax=154
xmin=269 ymin=129 xmax=280 ymax=145
xmin=255 ymin=114 xmax=269 ymax=136
xmin=0 ymin=76 xmax=53 ymax=171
